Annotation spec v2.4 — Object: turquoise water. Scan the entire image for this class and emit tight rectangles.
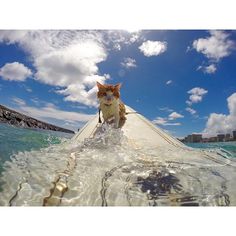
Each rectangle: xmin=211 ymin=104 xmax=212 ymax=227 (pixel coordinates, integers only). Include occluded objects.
xmin=0 ymin=123 xmax=73 ymax=170
xmin=186 ymin=141 xmax=236 ymax=158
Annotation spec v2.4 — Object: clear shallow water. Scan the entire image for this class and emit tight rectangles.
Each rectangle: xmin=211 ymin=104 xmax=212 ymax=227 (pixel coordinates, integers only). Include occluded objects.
xmin=0 ymin=123 xmax=73 ymax=175
xmin=0 ymin=123 xmax=236 ymax=206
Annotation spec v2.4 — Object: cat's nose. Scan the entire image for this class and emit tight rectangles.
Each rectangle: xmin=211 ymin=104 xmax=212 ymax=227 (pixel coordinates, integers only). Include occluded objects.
xmin=106 ymin=95 xmax=113 ymax=100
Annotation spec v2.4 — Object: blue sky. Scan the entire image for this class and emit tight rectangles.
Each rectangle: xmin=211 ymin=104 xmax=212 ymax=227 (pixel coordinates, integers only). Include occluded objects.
xmin=0 ymin=30 xmax=236 ymax=137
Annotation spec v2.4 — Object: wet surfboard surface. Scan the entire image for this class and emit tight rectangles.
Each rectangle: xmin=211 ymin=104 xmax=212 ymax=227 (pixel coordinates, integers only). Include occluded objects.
xmin=1 ymin=105 xmax=236 ymax=206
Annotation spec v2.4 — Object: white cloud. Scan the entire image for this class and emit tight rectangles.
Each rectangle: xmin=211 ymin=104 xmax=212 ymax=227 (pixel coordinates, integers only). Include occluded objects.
xmin=102 ymin=30 xmax=143 ymax=49
xmin=25 ymin=87 xmax=32 ymax=92
xmin=203 ymin=93 xmax=236 ymax=137
xmin=12 ymin=97 xmax=26 ymax=106
xmin=34 ymin=41 xmax=107 ymax=86
xmin=139 ymin=40 xmax=167 ymax=57
xmin=197 ymin=64 xmax=217 ymax=74
xmin=153 ymin=110 xmax=183 ymax=126
xmin=168 ymin=112 xmax=184 ymax=120
xmin=186 ymin=87 xmax=208 ymax=106
xmin=0 ymin=31 xmax=146 ymax=107
xmin=186 ymin=100 xmax=192 ymax=106
xmin=34 ymin=41 xmax=108 ymax=107
xmin=130 ymin=33 xmax=139 ymax=43
xmin=0 ymin=62 xmax=32 ymax=81
xmin=186 ymin=107 xmax=197 ymax=115
xmin=166 ymin=80 xmax=172 ymax=85
xmin=204 ymin=64 xmax=217 ymax=74
xmin=0 ymin=30 xmax=29 ymax=45
xmin=159 ymin=107 xmax=174 ymax=113
xmin=19 ymin=104 xmax=94 ymax=123
xmin=0 ymin=30 xmax=110 ymax=107
xmin=11 ymin=97 xmax=95 ymax=131
xmin=192 ymin=30 xmax=235 ymax=62
xmin=152 ymin=117 xmax=181 ymax=126
xmin=153 ymin=117 xmax=167 ymax=125
xmin=121 ymin=57 xmax=137 ymax=69
xmin=113 ymin=43 xmax=121 ymax=51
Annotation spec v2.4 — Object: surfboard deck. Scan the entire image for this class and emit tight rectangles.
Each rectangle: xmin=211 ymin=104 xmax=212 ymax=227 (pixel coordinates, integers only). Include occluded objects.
xmin=40 ymin=105 xmax=236 ymax=206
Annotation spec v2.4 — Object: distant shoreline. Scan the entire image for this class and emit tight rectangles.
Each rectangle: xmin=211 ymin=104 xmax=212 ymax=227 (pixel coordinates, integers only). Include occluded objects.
xmin=0 ymin=104 xmax=75 ymax=134
xmin=180 ymin=132 xmax=236 ymax=144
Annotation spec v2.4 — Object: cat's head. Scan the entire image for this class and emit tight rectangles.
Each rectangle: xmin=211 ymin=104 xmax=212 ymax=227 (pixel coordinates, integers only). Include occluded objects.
xmin=97 ymin=82 xmax=122 ymax=105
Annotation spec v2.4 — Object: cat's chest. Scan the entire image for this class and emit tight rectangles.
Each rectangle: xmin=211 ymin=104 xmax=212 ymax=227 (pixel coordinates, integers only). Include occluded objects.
xmin=100 ymin=101 xmax=119 ymax=119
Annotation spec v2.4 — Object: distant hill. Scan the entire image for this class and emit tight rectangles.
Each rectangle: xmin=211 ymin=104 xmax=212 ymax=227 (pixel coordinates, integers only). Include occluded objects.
xmin=0 ymin=104 xmax=75 ymax=134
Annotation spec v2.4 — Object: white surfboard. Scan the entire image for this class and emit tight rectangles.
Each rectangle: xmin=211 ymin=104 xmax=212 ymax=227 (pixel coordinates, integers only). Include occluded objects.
xmin=43 ymin=105 xmax=236 ymax=206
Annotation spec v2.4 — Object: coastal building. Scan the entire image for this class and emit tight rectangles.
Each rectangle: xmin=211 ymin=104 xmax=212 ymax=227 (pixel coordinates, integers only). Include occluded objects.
xmin=233 ymin=131 xmax=236 ymax=140
xmin=202 ymin=138 xmax=209 ymax=143
xmin=208 ymin=136 xmax=218 ymax=142
xmin=217 ymin=134 xmax=225 ymax=142
xmin=185 ymin=135 xmax=192 ymax=143
xmin=185 ymin=133 xmax=202 ymax=143
xmin=225 ymin=133 xmax=231 ymax=141
xmin=183 ymin=130 xmax=236 ymax=143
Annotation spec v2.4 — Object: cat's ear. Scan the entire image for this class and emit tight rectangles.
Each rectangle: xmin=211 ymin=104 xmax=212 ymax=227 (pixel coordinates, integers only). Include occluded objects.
xmin=114 ymin=83 xmax=122 ymax=90
xmin=97 ymin=81 xmax=104 ymax=89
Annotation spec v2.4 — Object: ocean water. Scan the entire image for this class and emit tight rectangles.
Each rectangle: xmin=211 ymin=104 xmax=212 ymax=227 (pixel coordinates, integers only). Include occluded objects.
xmin=0 ymin=123 xmax=73 ymax=171
xmin=0 ymin=123 xmax=236 ymax=206
xmin=186 ymin=141 xmax=236 ymax=158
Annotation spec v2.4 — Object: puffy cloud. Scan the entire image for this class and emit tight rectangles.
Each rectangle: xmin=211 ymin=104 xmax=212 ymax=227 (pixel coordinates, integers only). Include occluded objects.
xmin=152 ymin=117 xmax=181 ymax=126
xmin=168 ymin=112 xmax=184 ymax=120
xmin=139 ymin=40 xmax=167 ymax=57
xmin=203 ymin=93 xmax=236 ymax=137
xmin=0 ymin=62 xmax=32 ymax=81
xmin=166 ymin=80 xmax=172 ymax=85
xmin=186 ymin=87 xmax=208 ymax=106
xmin=153 ymin=110 xmax=183 ymax=126
xmin=204 ymin=64 xmax=217 ymax=74
xmin=129 ymin=33 xmax=139 ymax=43
xmin=57 ymin=81 xmax=100 ymax=107
xmin=34 ymin=41 xmax=107 ymax=86
xmin=185 ymin=107 xmax=197 ymax=115
xmin=193 ymin=30 xmax=235 ymax=62
xmin=121 ymin=57 xmax=137 ymax=69
xmin=34 ymin=41 xmax=108 ymax=107
xmin=0 ymin=30 xmax=28 ymax=45
xmin=0 ymin=30 xmax=109 ymax=107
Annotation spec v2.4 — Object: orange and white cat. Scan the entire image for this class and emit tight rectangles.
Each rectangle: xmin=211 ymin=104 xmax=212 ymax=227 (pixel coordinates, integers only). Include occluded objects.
xmin=97 ymin=82 xmax=126 ymax=128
